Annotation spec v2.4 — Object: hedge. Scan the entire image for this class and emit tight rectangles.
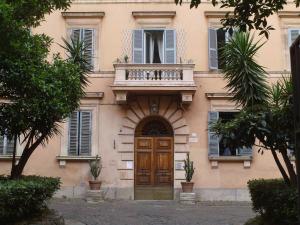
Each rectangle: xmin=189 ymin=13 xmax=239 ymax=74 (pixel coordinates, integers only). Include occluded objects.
xmin=0 ymin=176 xmax=60 ymax=223
xmin=247 ymin=179 xmax=297 ymax=225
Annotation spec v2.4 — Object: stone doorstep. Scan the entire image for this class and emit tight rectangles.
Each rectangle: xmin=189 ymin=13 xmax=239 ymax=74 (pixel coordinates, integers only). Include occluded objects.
xmin=179 ymin=192 xmax=196 ymax=205
xmin=86 ymin=190 xmax=105 ymax=203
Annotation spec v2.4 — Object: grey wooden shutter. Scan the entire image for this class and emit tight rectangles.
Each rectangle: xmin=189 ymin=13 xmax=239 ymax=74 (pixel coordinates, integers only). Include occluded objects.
xmin=133 ymin=30 xmax=144 ymax=64
xmin=239 ymin=147 xmax=252 ymax=156
xmin=71 ymin=28 xmax=81 ymax=42
xmin=79 ymin=111 xmax=92 ymax=156
xmin=208 ymin=111 xmax=220 ymax=156
xmin=208 ymin=28 xmax=218 ymax=70
xmin=289 ymin=29 xmax=300 ymax=47
xmin=0 ymin=136 xmax=3 ymax=155
xmin=83 ymin=29 xmax=94 ymax=70
xmin=6 ymin=138 xmax=14 ymax=155
xmin=164 ymin=29 xmax=176 ymax=64
xmin=68 ymin=111 xmax=79 ymax=155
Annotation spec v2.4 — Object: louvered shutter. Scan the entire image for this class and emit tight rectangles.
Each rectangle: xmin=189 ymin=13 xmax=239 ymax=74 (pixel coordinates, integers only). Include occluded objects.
xmin=68 ymin=111 xmax=79 ymax=155
xmin=164 ymin=29 xmax=176 ymax=64
xmin=71 ymin=29 xmax=81 ymax=42
xmin=208 ymin=111 xmax=220 ymax=156
xmin=289 ymin=29 xmax=300 ymax=47
xmin=239 ymin=147 xmax=252 ymax=156
xmin=83 ymin=29 xmax=94 ymax=70
xmin=208 ymin=28 xmax=218 ymax=70
xmin=79 ymin=111 xmax=92 ymax=156
xmin=133 ymin=30 xmax=144 ymax=64
xmin=6 ymin=138 xmax=14 ymax=155
xmin=0 ymin=136 xmax=3 ymax=155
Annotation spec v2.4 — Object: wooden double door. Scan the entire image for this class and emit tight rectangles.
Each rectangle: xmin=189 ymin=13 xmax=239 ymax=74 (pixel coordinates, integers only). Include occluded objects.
xmin=135 ymin=137 xmax=173 ymax=187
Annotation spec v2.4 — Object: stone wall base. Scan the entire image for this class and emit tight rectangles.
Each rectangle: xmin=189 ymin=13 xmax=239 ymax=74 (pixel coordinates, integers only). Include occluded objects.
xmin=55 ymin=186 xmax=250 ymax=202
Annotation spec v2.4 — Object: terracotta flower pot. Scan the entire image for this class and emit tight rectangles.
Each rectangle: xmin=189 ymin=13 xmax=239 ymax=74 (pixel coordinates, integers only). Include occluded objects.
xmin=181 ymin=182 xmax=194 ymax=193
xmin=89 ymin=180 xmax=102 ymax=190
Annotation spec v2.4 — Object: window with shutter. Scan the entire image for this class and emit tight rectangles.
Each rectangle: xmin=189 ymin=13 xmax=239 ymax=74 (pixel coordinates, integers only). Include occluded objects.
xmin=289 ymin=29 xmax=300 ymax=47
xmin=164 ymin=29 xmax=176 ymax=64
xmin=0 ymin=135 xmax=16 ymax=155
xmin=68 ymin=110 xmax=92 ymax=156
xmin=79 ymin=111 xmax=92 ymax=155
xmin=208 ymin=111 xmax=220 ymax=156
xmin=132 ymin=30 xmax=144 ymax=64
xmin=70 ymin=28 xmax=95 ymax=70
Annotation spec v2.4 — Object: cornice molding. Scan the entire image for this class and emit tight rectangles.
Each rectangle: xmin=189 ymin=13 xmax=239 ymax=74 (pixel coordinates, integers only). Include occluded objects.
xmin=204 ymin=11 xmax=233 ymax=18
xmin=278 ymin=11 xmax=300 ymax=18
xmin=132 ymin=11 xmax=176 ymax=18
xmin=205 ymin=92 xmax=233 ymax=99
xmin=62 ymin=11 xmax=105 ymax=18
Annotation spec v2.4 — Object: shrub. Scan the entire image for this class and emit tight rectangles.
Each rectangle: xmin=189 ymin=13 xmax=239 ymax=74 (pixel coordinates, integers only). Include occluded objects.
xmin=0 ymin=176 xmax=60 ymax=223
xmin=247 ymin=179 xmax=297 ymax=225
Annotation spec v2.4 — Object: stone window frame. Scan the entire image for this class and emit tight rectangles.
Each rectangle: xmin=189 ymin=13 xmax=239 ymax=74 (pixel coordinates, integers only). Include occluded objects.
xmin=63 ymin=13 xmax=104 ymax=72
xmin=57 ymin=101 xmax=100 ymax=166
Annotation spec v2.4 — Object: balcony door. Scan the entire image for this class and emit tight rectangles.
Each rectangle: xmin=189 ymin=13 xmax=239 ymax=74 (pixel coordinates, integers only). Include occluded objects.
xmin=133 ymin=29 xmax=176 ymax=64
xmin=134 ymin=116 xmax=174 ymax=200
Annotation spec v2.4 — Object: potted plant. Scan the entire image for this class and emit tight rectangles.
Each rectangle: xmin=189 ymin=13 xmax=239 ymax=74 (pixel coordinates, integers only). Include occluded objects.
xmin=89 ymin=155 xmax=102 ymax=190
xmin=181 ymin=153 xmax=195 ymax=192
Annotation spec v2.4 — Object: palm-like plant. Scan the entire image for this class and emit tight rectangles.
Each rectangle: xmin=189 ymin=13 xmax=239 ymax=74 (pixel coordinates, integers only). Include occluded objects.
xmin=221 ymin=32 xmax=269 ymax=108
xmin=60 ymin=37 xmax=90 ymax=86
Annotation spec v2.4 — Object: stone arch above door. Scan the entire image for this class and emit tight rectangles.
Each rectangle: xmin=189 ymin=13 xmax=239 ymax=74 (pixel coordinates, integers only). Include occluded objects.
xmin=117 ymin=95 xmax=190 ymax=194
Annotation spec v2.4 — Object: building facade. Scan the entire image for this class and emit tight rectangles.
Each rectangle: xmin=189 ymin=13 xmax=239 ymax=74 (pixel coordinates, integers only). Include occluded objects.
xmin=0 ymin=0 xmax=298 ymax=201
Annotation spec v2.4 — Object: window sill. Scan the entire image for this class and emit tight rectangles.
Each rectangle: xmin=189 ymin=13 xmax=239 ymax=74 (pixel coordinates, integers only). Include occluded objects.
xmin=56 ymin=155 xmax=96 ymax=167
xmin=209 ymin=156 xmax=252 ymax=162
xmin=208 ymin=156 xmax=252 ymax=169
xmin=0 ymin=155 xmax=21 ymax=160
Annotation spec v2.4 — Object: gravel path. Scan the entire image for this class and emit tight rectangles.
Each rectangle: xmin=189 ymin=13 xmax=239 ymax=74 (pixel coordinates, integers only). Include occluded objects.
xmin=49 ymin=199 xmax=255 ymax=225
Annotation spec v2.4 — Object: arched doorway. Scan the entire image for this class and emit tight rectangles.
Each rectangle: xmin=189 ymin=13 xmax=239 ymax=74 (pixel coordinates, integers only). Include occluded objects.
xmin=134 ymin=116 xmax=174 ymax=200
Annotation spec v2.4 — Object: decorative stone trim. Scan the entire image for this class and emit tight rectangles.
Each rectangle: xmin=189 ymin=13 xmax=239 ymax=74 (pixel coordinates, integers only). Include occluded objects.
xmin=205 ymin=92 xmax=233 ymax=99
xmin=56 ymin=155 xmax=96 ymax=167
xmin=85 ymin=92 xmax=104 ymax=99
xmin=278 ymin=11 xmax=300 ymax=18
xmin=132 ymin=11 xmax=176 ymax=18
xmin=204 ymin=11 xmax=233 ymax=18
xmin=62 ymin=12 xmax=105 ymax=18
xmin=209 ymin=156 xmax=252 ymax=169
xmin=0 ymin=155 xmax=21 ymax=160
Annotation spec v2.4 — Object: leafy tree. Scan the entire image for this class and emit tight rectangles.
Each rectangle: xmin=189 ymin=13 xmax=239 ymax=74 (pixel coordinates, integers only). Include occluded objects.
xmin=0 ymin=0 xmax=90 ymax=179
xmin=211 ymin=32 xmax=297 ymax=186
xmin=175 ymin=0 xmax=300 ymax=38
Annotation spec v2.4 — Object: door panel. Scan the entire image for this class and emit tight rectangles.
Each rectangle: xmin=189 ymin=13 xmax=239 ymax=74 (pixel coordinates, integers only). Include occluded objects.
xmin=154 ymin=138 xmax=173 ymax=186
xmin=135 ymin=137 xmax=173 ymax=187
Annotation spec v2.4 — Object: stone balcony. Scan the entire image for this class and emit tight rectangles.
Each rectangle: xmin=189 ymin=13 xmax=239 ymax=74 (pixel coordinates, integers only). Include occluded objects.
xmin=112 ymin=63 xmax=196 ymax=104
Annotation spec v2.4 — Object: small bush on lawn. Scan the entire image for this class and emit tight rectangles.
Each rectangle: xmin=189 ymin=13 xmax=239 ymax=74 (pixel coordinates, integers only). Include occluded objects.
xmin=247 ymin=179 xmax=297 ymax=225
xmin=0 ymin=176 xmax=61 ymax=223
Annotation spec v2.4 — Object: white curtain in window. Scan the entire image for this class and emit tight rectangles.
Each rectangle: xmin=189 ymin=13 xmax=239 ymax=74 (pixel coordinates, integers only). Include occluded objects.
xmin=150 ymin=35 xmax=154 ymax=63
xmin=157 ymin=34 xmax=163 ymax=63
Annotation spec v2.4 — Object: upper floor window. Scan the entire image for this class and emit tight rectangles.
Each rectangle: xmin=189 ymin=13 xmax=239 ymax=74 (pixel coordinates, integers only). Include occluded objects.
xmin=68 ymin=110 xmax=92 ymax=156
xmin=208 ymin=28 xmax=233 ymax=70
xmin=288 ymin=29 xmax=300 ymax=47
xmin=0 ymin=135 xmax=15 ymax=155
xmin=208 ymin=111 xmax=252 ymax=157
xmin=70 ymin=28 xmax=95 ymax=71
xmin=132 ymin=29 xmax=176 ymax=64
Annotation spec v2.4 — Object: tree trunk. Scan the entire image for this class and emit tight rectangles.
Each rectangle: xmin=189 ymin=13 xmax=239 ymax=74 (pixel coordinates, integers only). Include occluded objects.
xmin=10 ymin=133 xmax=46 ymax=179
xmin=281 ymin=148 xmax=297 ymax=187
xmin=270 ymin=148 xmax=291 ymax=186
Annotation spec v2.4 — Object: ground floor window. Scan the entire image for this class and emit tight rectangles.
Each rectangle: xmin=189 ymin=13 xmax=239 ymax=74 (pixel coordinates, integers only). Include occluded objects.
xmin=68 ymin=110 xmax=92 ymax=156
xmin=0 ymin=135 xmax=15 ymax=155
xmin=208 ymin=111 xmax=252 ymax=157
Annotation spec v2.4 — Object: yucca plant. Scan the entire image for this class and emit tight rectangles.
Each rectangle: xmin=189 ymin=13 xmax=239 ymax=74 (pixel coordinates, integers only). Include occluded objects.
xmin=89 ymin=155 xmax=102 ymax=181
xmin=60 ymin=37 xmax=91 ymax=86
xmin=184 ymin=153 xmax=195 ymax=182
xmin=220 ymin=32 xmax=269 ymax=109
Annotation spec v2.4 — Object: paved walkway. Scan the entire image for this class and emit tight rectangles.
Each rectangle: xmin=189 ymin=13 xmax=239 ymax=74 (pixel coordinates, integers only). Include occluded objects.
xmin=49 ymin=199 xmax=255 ymax=225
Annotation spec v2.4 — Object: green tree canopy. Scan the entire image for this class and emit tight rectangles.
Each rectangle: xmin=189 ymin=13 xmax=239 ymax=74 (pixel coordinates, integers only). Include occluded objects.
xmin=175 ymin=0 xmax=300 ymax=38
xmin=0 ymin=0 xmax=89 ymax=178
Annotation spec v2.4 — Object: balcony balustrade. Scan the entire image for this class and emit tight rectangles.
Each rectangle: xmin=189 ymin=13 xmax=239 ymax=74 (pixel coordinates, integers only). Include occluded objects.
xmin=112 ymin=63 xmax=196 ymax=104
